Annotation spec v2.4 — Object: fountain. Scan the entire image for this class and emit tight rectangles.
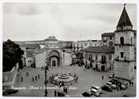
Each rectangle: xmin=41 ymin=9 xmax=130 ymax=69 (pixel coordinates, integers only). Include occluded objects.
xmin=50 ymin=73 xmax=77 ymax=86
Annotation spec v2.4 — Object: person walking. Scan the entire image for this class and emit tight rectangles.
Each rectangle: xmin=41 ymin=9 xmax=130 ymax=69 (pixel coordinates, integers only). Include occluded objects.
xmin=61 ymin=81 xmax=64 ymax=87
xmin=102 ymin=75 xmax=104 ymax=80
xmin=21 ymin=76 xmax=23 ymax=82
xmin=63 ymin=86 xmax=68 ymax=94
xmin=54 ymin=90 xmax=57 ymax=96
xmin=75 ymin=76 xmax=78 ymax=83
xmin=131 ymin=81 xmax=134 ymax=86
xmin=35 ymin=76 xmax=37 ymax=81
xmin=32 ymin=77 xmax=34 ymax=82
xmin=59 ymin=81 xmax=62 ymax=87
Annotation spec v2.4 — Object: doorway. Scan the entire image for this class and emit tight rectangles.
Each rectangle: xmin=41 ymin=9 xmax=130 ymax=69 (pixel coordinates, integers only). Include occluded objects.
xmin=101 ymin=65 xmax=105 ymax=72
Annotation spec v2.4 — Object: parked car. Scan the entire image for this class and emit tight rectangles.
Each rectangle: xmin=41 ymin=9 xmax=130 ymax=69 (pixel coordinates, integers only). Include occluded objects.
xmin=57 ymin=92 xmax=65 ymax=97
xmin=109 ymin=79 xmax=128 ymax=90
xmin=123 ymin=94 xmax=129 ymax=97
xmin=122 ymin=81 xmax=129 ymax=87
xmin=90 ymin=86 xmax=102 ymax=96
xmin=120 ymin=84 xmax=127 ymax=90
xmin=109 ymin=79 xmax=119 ymax=85
xmin=108 ymin=73 xmax=115 ymax=78
xmin=82 ymin=91 xmax=92 ymax=97
xmin=101 ymin=85 xmax=113 ymax=92
xmin=3 ymin=89 xmax=18 ymax=96
xmin=106 ymin=81 xmax=117 ymax=89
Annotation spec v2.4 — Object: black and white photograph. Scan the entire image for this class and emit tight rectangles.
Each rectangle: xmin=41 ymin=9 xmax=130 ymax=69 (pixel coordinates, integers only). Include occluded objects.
xmin=2 ymin=1 xmax=137 ymax=97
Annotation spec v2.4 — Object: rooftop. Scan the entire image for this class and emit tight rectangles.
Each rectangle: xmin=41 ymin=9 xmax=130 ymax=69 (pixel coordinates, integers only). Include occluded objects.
xmin=117 ymin=5 xmax=133 ymax=28
xmin=83 ymin=46 xmax=114 ymax=53
xmin=102 ymin=32 xmax=114 ymax=37
xmin=19 ymin=44 xmax=40 ymax=49
xmin=44 ymin=36 xmax=58 ymax=41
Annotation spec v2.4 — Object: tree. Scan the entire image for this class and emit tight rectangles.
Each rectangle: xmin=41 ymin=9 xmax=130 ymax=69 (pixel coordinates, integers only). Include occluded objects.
xmin=3 ymin=39 xmax=24 ymax=72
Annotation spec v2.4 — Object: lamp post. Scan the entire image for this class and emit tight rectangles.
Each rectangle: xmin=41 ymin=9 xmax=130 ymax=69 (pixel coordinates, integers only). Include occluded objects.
xmin=63 ymin=49 xmax=65 ymax=65
xmin=44 ymin=60 xmax=48 ymax=96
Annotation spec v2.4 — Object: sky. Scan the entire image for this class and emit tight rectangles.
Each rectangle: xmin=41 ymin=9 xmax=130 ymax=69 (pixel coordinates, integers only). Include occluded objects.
xmin=3 ymin=3 xmax=136 ymax=41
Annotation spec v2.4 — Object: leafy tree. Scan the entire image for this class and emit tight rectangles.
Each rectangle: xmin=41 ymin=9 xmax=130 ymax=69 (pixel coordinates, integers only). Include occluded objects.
xmin=3 ymin=39 xmax=24 ymax=72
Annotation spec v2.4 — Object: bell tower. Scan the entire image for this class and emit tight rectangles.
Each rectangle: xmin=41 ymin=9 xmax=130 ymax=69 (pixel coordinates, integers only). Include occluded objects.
xmin=114 ymin=4 xmax=136 ymax=80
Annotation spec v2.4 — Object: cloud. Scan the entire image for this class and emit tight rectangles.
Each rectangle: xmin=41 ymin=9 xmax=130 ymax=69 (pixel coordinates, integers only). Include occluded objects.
xmin=3 ymin=3 xmax=136 ymax=41
xmin=4 ymin=3 xmax=41 ymax=15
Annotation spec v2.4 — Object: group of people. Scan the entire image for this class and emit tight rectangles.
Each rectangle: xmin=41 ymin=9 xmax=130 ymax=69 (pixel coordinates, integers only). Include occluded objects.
xmin=16 ymin=73 xmax=24 ymax=82
xmin=54 ymin=83 xmax=69 ymax=96
xmin=17 ymin=71 xmax=41 ymax=83
xmin=32 ymin=74 xmax=40 ymax=82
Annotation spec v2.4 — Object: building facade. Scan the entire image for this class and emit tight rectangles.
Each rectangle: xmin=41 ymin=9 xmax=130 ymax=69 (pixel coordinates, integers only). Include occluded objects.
xmin=16 ymin=36 xmax=73 ymax=68
xmin=101 ymin=32 xmax=115 ymax=47
xmin=83 ymin=46 xmax=114 ymax=72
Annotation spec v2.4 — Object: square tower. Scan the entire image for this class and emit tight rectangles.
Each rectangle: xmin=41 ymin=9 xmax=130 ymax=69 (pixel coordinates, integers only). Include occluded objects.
xmin=114 ymin=5 xmax=136 ymax=80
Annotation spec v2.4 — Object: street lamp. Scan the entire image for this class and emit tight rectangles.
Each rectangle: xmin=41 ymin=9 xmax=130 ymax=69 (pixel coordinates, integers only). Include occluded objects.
xmin=44 ymin=60 xmax=48 ymax=96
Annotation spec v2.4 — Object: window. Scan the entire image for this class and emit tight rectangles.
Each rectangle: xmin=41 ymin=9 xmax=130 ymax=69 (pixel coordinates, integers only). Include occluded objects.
xmin=120 ymin=37 xmax=124 ymax=45
xmin=89 ymin=55 xmax=92 ymax=60
xmin=131 ymin=37 xmax=133 ymax=44
xmin=120 ymin=52 xmax=124 ymax=58
xmin=96 ymin=55 xmax=97 ymax=60
xmin=103 ymin=40 xmax=107 ymax=43
xmin=101 ymin=55 xmax=106 ymax=64
xmin=109 ymin=41 xmax=113 ymax=46
xmin=96 ymin=64 xmax=98 ymax=70
xmin=110 ymin=36 xmax=112 ymax=40
xmin=109 ymin=55 xmax=112 ymax=60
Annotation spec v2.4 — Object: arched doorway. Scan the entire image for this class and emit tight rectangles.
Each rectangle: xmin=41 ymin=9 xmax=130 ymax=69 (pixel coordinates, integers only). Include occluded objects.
xmin=48 ymin=50 xmax=61 ymax=67
xmin=50 ymin=56 xmax=59 ymax=67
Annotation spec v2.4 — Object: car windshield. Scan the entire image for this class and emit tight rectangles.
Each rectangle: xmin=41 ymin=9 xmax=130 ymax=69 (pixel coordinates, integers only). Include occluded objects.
xmin=91 ymin=86 xmax=99 ymax=90
xmin=90 ymin=88 xmax=97 ymax=92
xmin=106 ymin=82 xmax=112 ymax=85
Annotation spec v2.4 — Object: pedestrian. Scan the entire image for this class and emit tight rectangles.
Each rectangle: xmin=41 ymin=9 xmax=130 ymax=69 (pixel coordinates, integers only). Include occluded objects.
xmin=74 ymin=73 xmax=76 ymax=77
xmin=35 ymin=76 xmax=37 ymax=81
xmin=102 ymin=75 xmax=104 ymax=80
xmin=54 ymin=90 xmax=57 ymax=96
xmin=32 ymin=77 xmax=34 ymax=82
xmin=75 ymin=76 xmax=78 ymax=83
xmin=21 ymin=76 xmax=23 ymax=82
xmin=61 ymin=81 xmax=64 ymax=87
xmin=63 ymin=86 xmax=68 ymax=94
xmin=63 ymin=87 xmax=66 ymax=93
xmin=117 ymin=86 xmax=120 ymax=91
xmin=59 ymin=81 xmax=62 ymax=87
xmin=129 ymin=81 xmax=132 ymax=86
xmin=38 ymin=74 xmax=40 ymax=79
xmin=131 ymin=82 xmax=134 ymax=86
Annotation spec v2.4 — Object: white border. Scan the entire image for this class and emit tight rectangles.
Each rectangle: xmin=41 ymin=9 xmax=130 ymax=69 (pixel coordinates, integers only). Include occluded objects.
xmin=0 ymin=0 xmax=138 ymax=99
